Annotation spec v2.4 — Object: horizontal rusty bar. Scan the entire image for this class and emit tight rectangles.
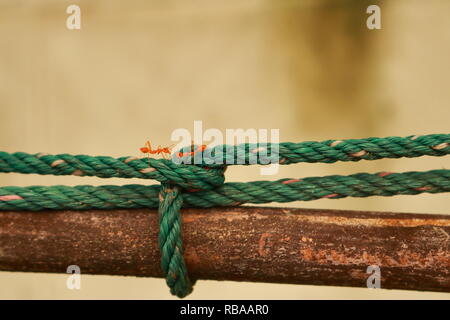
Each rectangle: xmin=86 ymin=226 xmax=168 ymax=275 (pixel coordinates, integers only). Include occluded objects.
xmin=0 ymin=206 xmax=449 ymax=292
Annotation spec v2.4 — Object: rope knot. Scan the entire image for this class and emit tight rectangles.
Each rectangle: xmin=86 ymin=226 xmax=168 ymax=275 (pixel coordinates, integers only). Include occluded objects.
xmin=156 ymin=160 xmax=226 ymax=298
xmin=147 ymin=158 xmax=226 ymax=190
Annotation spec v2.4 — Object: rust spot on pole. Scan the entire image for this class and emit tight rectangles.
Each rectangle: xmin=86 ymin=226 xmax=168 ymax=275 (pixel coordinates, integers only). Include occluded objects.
xmin=258 ymin=233 xmax=271 ymax=257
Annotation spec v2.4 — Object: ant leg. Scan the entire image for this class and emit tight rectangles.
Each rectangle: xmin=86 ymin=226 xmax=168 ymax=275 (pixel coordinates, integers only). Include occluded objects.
xmin=146 ymin=141 xmax=152 ymax=165
xmin=158 ymin=146 xmax=167 ymax=160
xmin=160 ymin=146 xmax=170 ymax=160
xmin=157 ymin=146 xmax=163 ymax=159
xmin=167 ymin=144 xmax=175 ymax=159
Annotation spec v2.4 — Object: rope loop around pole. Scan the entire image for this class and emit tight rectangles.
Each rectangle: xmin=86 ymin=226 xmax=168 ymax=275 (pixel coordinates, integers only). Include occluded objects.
xmin=158 ymin=184 xmax=192 ymax=297
xmin=157 ymin=163 xmax=226 ymax=297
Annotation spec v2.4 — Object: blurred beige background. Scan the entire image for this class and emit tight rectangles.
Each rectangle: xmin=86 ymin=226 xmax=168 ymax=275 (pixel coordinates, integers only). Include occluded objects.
xmin=0 ymin=0 xmax=449 ymax=299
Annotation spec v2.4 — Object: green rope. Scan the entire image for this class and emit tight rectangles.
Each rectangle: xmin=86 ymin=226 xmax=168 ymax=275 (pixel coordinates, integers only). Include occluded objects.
xmin=1 ymin=134 xmax=448 ymax=179
xmin=204 ymin=134 xmax=450 ymax=165
xmin=0 ymin=133 xmax=449 ymax=298
xmin=0 ymin=152 xmax=226 ymax=190
xmin=1 ymin=169 xmax=449 ymax=211
xmin=158 ymin=184 xmax=193 ymax=297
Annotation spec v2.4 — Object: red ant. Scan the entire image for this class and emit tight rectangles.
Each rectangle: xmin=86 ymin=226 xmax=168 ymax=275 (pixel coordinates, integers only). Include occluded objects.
xmin=177 ymin=142 xmax=207 ymax=158
xmin=140 ymin=140 xmax=207 ymax=161
xmin=140 ymin=141 xmax=173 ymax=160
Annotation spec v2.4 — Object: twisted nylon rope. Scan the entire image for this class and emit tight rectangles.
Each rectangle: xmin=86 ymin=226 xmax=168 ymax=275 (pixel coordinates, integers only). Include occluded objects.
xmin=0 ymin=133 xmax=449 ymax=297
xmin=158 ymin=184 xmax=193 ymax=297
xmin=0 ymin=134 xmax=449 ymax=178
xmin=205 ymin=134 xmax=450 ymax=165
xmin=1 ymin=169 xmax=449 ymax=211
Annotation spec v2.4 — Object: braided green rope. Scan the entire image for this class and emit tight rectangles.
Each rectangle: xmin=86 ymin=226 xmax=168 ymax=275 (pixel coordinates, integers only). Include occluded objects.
xmin=1 ymin=169 xmax=449 ymax=211
xmin=0 ymin=133 xmax=449 ymax=298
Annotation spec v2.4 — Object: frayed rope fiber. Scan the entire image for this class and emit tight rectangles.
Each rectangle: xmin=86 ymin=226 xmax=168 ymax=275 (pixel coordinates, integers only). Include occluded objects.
xmin=0 ymin=133 xmax=449 ymax=297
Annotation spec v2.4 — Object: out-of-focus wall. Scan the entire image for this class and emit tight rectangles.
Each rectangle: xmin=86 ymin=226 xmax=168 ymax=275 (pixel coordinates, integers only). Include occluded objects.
xmin=0 ymin=0 xmax=449 ymax=299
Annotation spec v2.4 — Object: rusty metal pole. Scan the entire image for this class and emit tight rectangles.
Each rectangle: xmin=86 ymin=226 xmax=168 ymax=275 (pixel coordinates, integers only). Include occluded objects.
xmin=0 ymin=206 xmax=449 ymax=292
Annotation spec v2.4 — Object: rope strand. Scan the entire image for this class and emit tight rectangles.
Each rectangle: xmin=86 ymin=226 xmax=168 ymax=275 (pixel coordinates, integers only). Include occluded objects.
xmin=1 ymin=134 xmax=448 ymax=179
xmin=158 ymin=184 xmax=193 ymax=297
xmin=1 ymin=169 xmax=448 ymax=211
